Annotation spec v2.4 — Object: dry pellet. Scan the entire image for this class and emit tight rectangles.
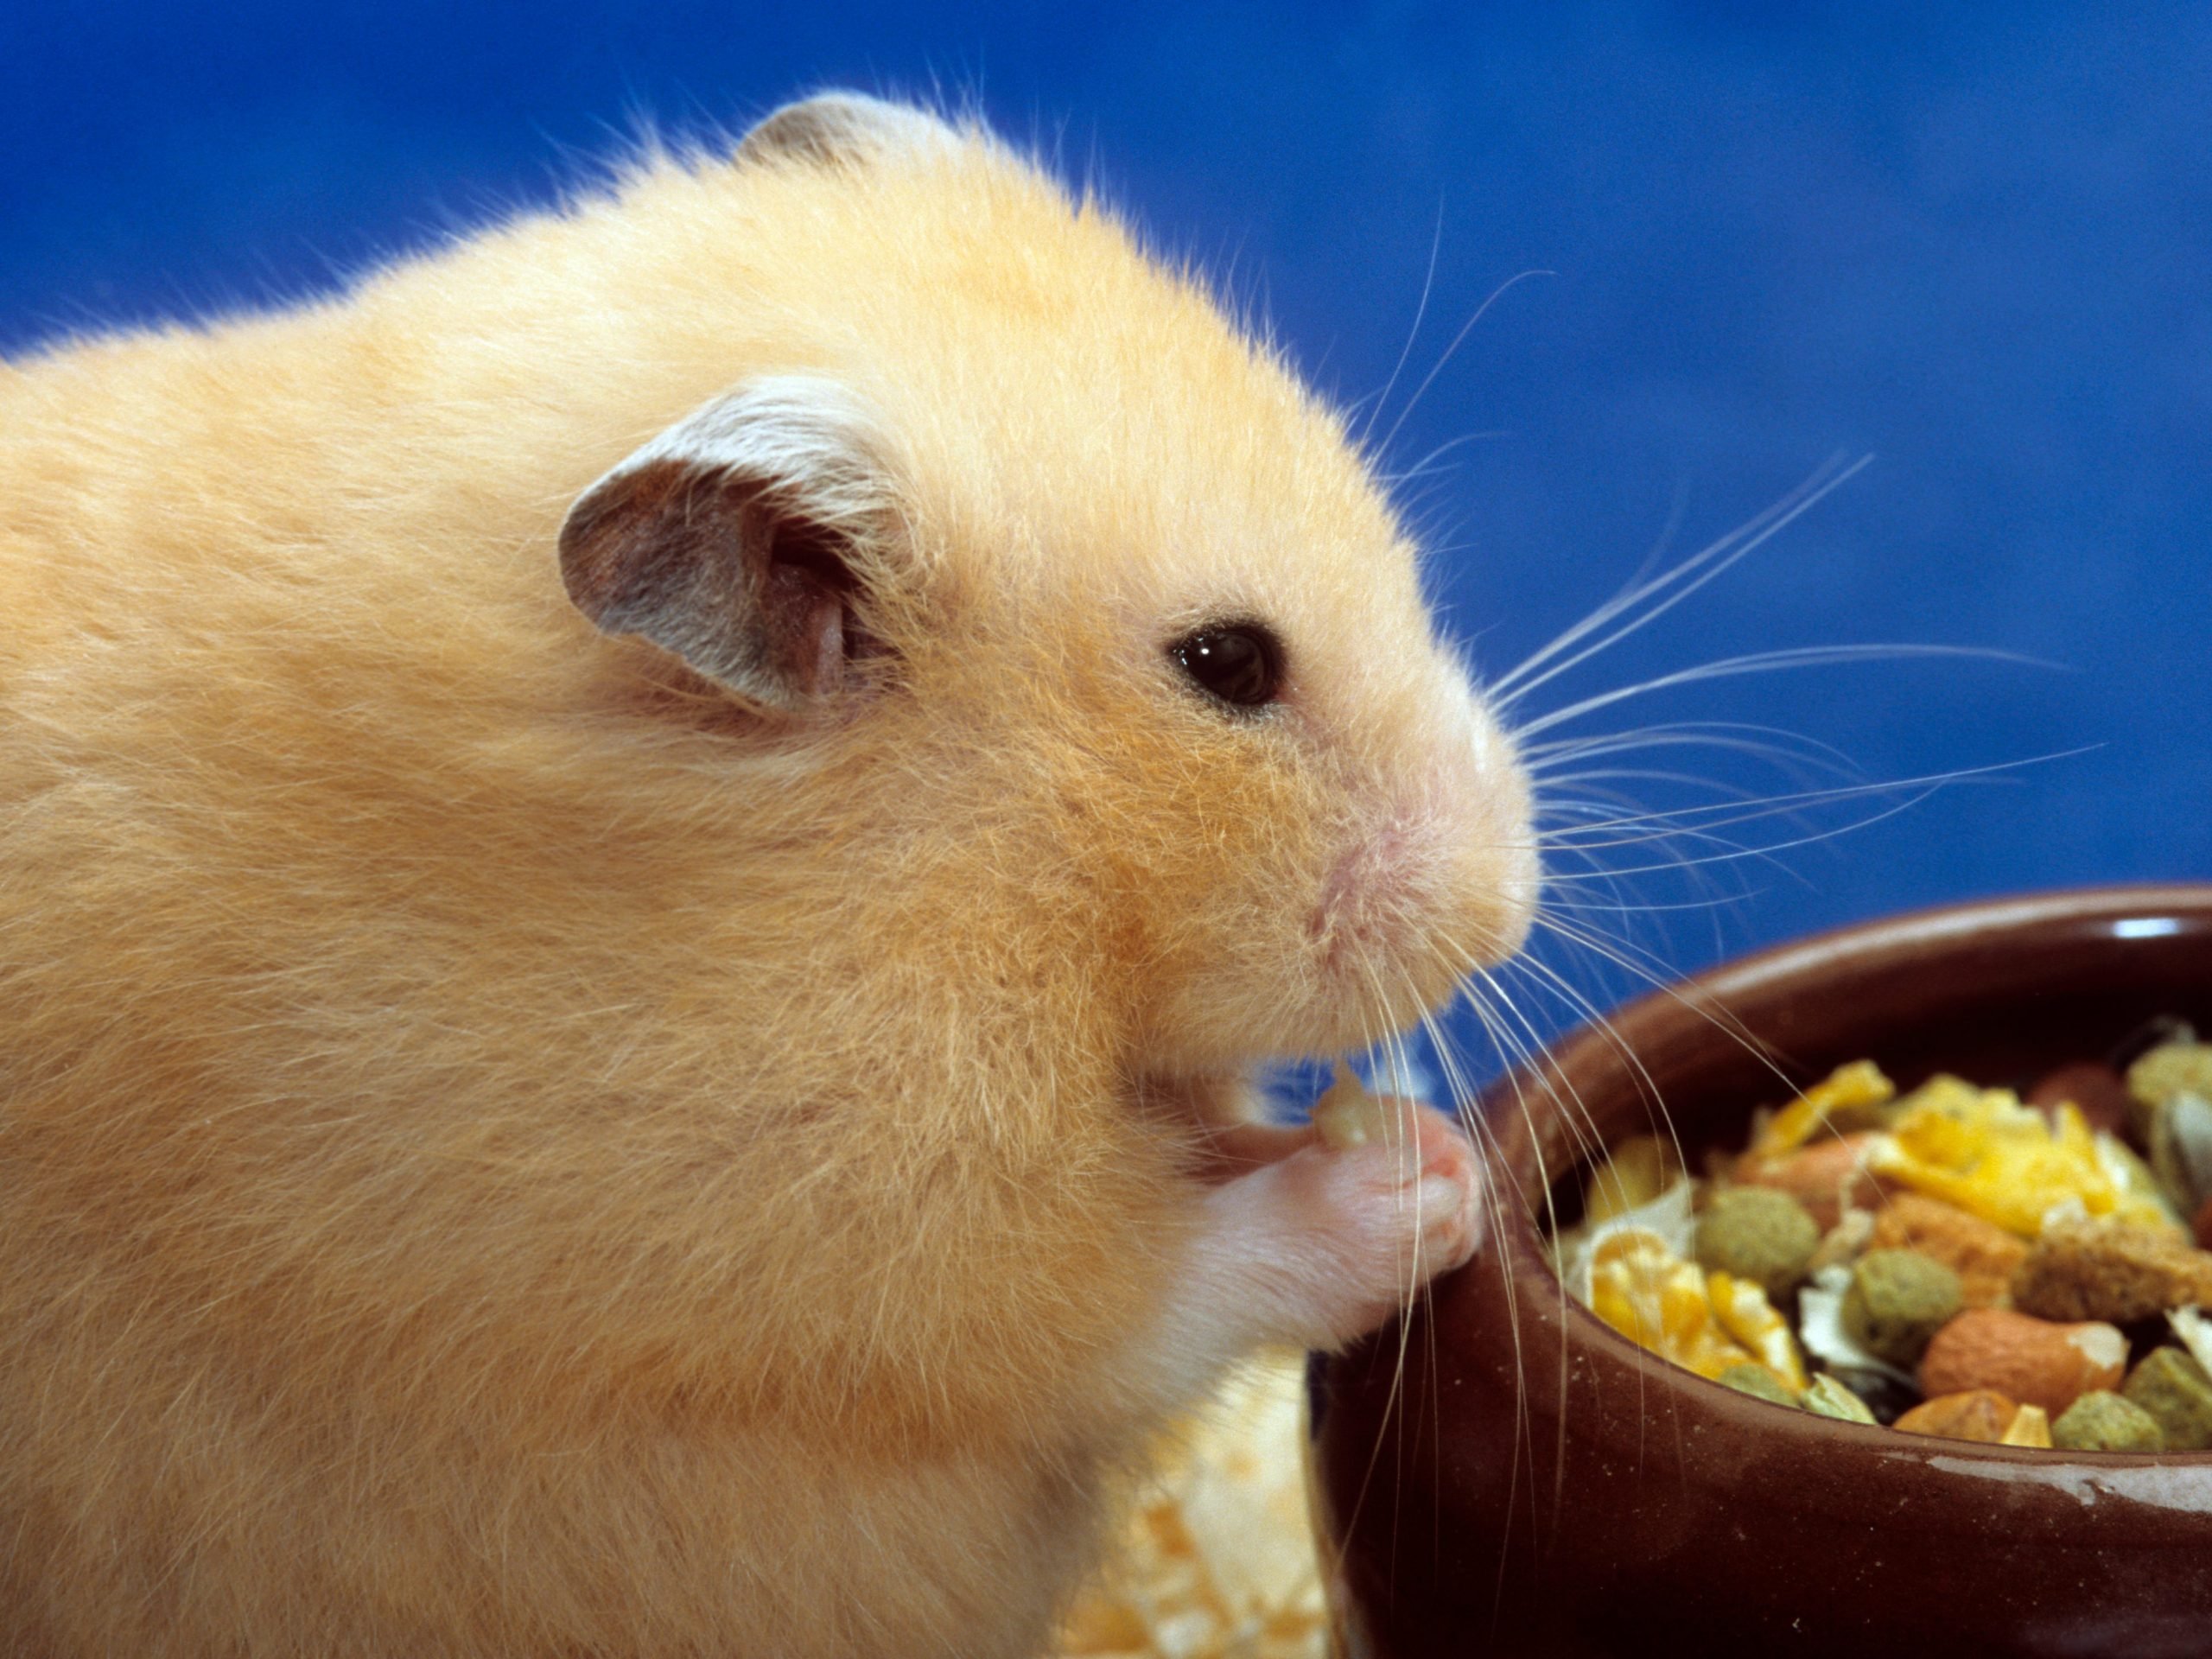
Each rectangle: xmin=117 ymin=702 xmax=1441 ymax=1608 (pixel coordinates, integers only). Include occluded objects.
xmin=1842 ymin=1249 xmax=1962 ymax=1368
xmin=2121 ymin=1345 xmax=2212 ymax=1451
xmin=1695 ymin=1187 xmax=1821 ymax=1300
xmin=2051 ymin=1390 xmax=2166 ymax=1453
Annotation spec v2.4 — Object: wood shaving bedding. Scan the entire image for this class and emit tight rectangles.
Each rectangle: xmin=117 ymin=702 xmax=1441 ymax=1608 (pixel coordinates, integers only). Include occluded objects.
xmin=1055 ymin=1351 xmax=1328 ymax=1659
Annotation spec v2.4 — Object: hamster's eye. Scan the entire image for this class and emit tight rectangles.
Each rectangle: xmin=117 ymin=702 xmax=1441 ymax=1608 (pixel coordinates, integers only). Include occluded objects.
xmin=1169 ymin=624 xmax=1283 ymax=710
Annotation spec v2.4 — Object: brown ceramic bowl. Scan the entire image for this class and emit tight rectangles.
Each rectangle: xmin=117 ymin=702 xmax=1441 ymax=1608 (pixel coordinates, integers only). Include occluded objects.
xmin=1310 ymin=885 xmax=2212 ymax=1659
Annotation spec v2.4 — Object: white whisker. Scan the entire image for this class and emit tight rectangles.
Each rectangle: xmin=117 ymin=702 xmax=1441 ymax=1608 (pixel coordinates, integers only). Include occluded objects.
xmin=1514 ymin=643 xmax=2050 ymax=741
xmin=1356 ymin=202 xmax=1445 ymax=454
xmin=1488 ymin=454 xmax=1871 ymax=709
xmin=1370 ymin=269 xmax=1554 ymax=464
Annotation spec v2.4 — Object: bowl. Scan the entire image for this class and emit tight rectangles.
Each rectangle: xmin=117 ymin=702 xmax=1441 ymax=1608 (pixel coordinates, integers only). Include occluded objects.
xmin=1308 ymin=885 xmax=2212 ymax=1659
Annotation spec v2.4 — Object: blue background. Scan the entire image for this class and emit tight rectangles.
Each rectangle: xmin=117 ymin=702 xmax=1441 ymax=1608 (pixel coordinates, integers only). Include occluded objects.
xmin=4 ymin=3 xmax=2206 ymax=1067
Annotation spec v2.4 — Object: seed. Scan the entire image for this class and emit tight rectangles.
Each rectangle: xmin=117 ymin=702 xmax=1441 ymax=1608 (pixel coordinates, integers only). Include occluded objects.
xmin=1311 ymin=1064 xmax=1395 ymax=1152
xmin=1801 ymin=1373 xmax=1878 ymax=1424
xmin=1717 ymin=1363 xmax=1800 ymax=1408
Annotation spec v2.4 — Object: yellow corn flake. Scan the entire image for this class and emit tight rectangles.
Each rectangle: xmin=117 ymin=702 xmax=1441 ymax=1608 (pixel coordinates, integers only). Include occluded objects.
xmin=1581 ymin=1133 xmax=1683 ymax=1224
xmin=2096 ymin=1133 xmax=2179 ymax=1228
xmin=1868 ymin=1075 xmax=2177 ymax=1238
xmin=1747 ymin=1060 xmax=1897 ymax=1159
xmin=1588 ymin=1229 xmax=1765 ymax=1383
xmin=1708 ymin=1270 xmax=1809 ymax=1392
xmin=2001 ymin=1403 xmax=2054 ymax=1448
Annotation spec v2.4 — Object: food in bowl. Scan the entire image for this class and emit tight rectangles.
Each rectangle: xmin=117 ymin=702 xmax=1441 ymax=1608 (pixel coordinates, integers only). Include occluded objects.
xmin=1550 ymin=1031 xmax=2212 ymax=1452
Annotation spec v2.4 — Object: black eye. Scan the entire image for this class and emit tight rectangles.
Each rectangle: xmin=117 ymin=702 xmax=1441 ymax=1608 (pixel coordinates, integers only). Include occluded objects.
xmin=1169 ymin=624 xmax=1284 ymax=709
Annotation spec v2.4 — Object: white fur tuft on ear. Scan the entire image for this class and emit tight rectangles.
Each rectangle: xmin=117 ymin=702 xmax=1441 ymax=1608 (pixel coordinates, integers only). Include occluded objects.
xmin=607 ymin=376 xmax=894 ymax=534
xmin=558 ymin=378 xmax=903 ymax=712
xmin=737 ymin=92 xmax=960 ymax=169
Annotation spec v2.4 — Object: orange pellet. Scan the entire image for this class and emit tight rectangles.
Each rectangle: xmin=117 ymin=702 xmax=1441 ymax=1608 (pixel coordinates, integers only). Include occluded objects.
xmin=1894 ymin=1389 xmax=2020 ymax=1444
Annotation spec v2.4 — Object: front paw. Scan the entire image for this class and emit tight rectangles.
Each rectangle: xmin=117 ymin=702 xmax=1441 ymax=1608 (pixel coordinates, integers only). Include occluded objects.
xmin=1196 ymin=1098 xmax=1482 ymax=1351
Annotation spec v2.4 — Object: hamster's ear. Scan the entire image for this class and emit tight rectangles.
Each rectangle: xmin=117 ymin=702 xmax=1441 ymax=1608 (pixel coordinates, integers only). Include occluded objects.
xmin=558 ymin=377 xmax=904 ymax=714
xmin=737 ymin=92 xmax=958 ymax=168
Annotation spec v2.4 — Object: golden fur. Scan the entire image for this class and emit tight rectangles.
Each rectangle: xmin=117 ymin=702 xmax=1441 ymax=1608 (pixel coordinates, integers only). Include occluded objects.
xmin=0 ymin=97 xmax=1532 ymax=1655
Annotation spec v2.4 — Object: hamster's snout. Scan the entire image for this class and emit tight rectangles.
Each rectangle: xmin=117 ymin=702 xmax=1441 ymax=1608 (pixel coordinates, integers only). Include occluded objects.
xmin=1309 ymin=677 xmax=1536 ymax=1026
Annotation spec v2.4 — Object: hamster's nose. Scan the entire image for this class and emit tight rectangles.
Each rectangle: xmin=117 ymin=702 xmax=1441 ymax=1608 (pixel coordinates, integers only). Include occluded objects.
xmin=1445 ymin=696 xmax=1539 ymax=968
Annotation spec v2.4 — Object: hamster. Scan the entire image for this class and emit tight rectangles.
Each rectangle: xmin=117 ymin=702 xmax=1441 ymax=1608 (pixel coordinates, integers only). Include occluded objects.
xmin=0 ymin=93 xmax=1535 ymax=1656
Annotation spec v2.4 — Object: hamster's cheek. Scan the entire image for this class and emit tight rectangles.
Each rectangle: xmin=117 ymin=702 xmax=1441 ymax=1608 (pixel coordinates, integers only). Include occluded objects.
xmin=1132 ymin=928 xmax=1340 ymax=1074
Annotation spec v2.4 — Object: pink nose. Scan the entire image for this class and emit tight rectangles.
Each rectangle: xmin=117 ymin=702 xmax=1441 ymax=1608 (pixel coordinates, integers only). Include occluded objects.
xmin=1312 ymin=782 xmax=1534 ymax=1001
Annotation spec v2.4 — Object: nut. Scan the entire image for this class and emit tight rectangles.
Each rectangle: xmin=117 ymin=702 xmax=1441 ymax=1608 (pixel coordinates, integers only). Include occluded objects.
xmin=2122 ymin=1345 xmax=2212 ymax=1452
xmin=1917 ymin=1306 xmax=2127 ymax=1416
xmin=1894 ymin=1389 xmax=2020 ymax=1444
xmin=2050 ymin=1390 xmax=2166 ymax=1453
xmin=2010 ymin=1219 xmax=2212 ymax=1325
xmin=1695 ymin=1186 xmax=1821 ymax=1299
xmin=1841 ymin=1249 xmax=1962 ymax=1368
xmin=1868 ymin=1193 xmax=2027 ymax=1309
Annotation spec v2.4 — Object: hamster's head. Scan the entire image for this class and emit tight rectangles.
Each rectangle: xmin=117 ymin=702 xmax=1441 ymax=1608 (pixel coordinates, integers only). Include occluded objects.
xmin=556 ymin=94 xmax=1536 ymax=1104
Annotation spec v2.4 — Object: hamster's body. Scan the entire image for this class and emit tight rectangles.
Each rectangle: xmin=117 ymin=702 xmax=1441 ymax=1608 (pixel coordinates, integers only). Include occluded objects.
xmin=0 ymin=98 xmax=1533 ymax=1655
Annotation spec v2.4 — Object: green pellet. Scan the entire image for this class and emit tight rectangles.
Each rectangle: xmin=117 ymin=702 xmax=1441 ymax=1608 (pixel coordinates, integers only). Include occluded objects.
xmin=1841 ymin=1249 xmax=1963 ymax=1368
xmin=1694 ymin=1186 xmax=1822 ymax=1300
xmin=2123 ymin=1345 xmax=2212 ymax=1452
xmin=2051 ymin=1390 xmax=2166 ymax=1453
xmin=1716 ymin=1363 xmax=1800 ymax=1408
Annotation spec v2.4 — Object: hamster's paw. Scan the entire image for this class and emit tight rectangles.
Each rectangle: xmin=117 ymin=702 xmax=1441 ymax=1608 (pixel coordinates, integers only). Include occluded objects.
xmin=1192 ymin=1103 xmax=1482 ymax=1352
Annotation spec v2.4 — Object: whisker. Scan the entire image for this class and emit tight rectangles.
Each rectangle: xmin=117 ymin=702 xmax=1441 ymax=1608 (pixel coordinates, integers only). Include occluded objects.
xmin=1524 ymin=719 xmax=1863 ymax=772
xmin=1370 ymin=269 xmax=1554 ymax=464
xmin=1375 ymin=429 xmax=1511 ymax=489
xmin=1487 ymin=454 xmax=1870 ymax=709
xmin=1513 ymin=644 xmax=2054 ymax=741
xmin=1357 ymin=202 xmax=1445 ymax=454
